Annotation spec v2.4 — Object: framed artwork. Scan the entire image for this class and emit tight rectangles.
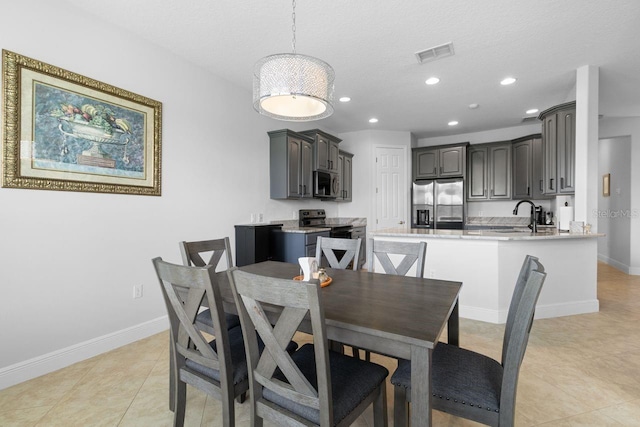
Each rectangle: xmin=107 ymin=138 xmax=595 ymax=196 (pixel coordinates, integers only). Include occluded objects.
xmin=2 ymin=50 xmax=162 ymax=195
xmin=603 ymin=173 xmax=610 ymax=197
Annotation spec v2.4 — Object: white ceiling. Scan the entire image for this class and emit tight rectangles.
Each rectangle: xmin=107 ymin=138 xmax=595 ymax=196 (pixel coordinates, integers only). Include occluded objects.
xmin=63 ymin=0 xmax=640 ymax=138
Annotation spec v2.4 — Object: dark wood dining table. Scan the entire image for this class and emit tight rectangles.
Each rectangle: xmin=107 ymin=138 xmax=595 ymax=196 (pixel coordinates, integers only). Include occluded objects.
xmin=174 ymin=260 xmax=462 ymax=427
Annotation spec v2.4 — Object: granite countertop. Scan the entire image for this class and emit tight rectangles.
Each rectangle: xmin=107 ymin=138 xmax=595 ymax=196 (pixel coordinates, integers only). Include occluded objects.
xmin=273 ymin=217 xmax=367 ymax=234
xmin=372 ymin=227 xmax=603 ymax=241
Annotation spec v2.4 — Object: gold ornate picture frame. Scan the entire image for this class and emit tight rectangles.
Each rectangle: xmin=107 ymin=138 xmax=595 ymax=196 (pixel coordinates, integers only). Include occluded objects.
xmin=2 ymin=50 xmax=162 ymax=195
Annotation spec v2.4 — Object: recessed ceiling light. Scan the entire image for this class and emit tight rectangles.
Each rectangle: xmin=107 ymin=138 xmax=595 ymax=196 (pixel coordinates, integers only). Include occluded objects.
xmin=339 ymin=97 xmax=351 ymax=103
xmin=448 ymin=121 xmax=459 ymax=126
xmin=469 ymin=103 xmax=479 ymax=109
xmin=501 ymin=77 xmax=517 ymax=85
xmin=369 ymin=118 xmax=378 ymax=123
xmin=425 ymin=77 xmax=440 ymax=85
xmin=526 ymin=108 xmax=539 ymax=114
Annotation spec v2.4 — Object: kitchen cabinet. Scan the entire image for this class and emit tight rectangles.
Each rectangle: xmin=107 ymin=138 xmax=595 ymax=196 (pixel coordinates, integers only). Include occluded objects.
xmin=268 ymin=129 xmax=314 ymax=199
xmin=412 ymin=143 xmax=467 ymax=180
xmin=512 ymin=134 xmax=547 ymax=200
xmin=300 ymin=129 xmax=341 ymax=173
xmin=539 ymin=101 xmax=576 ymax=195
xmin=336 ymin=150 xmax=353 ymax=202
xmin=467 ymin=142 xmax=511 ymax=200
xmin=272 ymin=230 xmax=330 ymax=263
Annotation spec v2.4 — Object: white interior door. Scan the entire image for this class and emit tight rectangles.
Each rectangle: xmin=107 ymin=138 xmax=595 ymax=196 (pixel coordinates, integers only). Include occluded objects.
xmin=375 ymin=147 xmax=407 ymax=230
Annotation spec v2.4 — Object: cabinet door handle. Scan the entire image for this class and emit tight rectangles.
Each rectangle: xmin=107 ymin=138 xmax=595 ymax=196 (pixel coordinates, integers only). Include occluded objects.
xmin=540 ymin=180 xmax=543 ymax=191
xmin=433 ymin=167 xmax=437 ymax=175
xmin=303 ymin=184 xmax=307 ymax=195
xmin=440 ymin=166 xmax=443 ymax=175
xmin=527 ymin=186 xmax=530 ymax=196
xmin=550 ymin=178 xmax=554 ymax=190
xmin=299 ymin=184 xmax=303 ymax=195
xmin=560 ymin=177 xmax=565 ymax=189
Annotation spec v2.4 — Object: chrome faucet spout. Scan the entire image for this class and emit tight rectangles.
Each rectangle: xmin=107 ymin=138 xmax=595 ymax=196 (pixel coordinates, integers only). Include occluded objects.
xmin=513 ymin=200 xmax=538 ymax=233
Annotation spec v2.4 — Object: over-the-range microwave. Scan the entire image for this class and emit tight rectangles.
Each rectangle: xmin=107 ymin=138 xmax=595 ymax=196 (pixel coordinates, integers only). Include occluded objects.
xmin=314 ymin=170 xmax=339 ymax=199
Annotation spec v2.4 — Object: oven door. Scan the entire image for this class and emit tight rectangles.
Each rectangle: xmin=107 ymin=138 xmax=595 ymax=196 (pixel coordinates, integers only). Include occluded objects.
xmin=314 ymin=171 xmax=339 ymax=198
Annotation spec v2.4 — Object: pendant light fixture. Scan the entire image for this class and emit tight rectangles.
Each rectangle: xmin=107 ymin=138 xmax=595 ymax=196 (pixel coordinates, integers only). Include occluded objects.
xmin=253 ymin=0 xmax=335 ymax=121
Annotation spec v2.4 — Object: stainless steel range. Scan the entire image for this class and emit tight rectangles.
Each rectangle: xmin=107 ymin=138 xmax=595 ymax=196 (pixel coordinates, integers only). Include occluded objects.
xmin=299 ymin=209 xmax=352 ymax=238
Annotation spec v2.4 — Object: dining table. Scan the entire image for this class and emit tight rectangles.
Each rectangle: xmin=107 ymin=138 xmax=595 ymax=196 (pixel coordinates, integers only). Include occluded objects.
xmin=172 ymin=260 xmax=462 ymax=427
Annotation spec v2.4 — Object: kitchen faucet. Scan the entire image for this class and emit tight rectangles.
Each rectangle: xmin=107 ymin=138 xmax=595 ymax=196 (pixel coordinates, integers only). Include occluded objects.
xmin=513 ymin=199 xmax=538 ymax=233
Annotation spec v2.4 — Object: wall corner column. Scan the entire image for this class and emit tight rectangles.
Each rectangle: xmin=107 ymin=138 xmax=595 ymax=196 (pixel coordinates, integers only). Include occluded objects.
xmin=575 ymin=65 xmax=599 ymax=230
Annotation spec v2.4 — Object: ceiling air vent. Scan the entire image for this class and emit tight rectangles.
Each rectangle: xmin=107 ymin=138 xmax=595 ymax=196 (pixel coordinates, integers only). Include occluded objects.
xmin=521 ymin=116 xmax=539 ymax=123
xmin=415 ymin=42 xmax=455 ymax=64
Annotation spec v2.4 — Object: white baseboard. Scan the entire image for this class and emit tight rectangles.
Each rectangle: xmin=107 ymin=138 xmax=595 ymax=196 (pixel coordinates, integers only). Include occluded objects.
xmin=533 ymin=299 xmax=600 ymax=320
xmin=460 ymin=299 xmax=600 ymax=325
xmin=0 ymin=316 xmax=168 ymax=390
xmin=598 ymin=254 xmax=632 ymax=274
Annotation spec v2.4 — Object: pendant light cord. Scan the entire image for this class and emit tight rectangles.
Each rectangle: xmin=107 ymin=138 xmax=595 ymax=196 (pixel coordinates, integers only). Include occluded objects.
xmin=291 ymin=0 xmax=297 ymax=54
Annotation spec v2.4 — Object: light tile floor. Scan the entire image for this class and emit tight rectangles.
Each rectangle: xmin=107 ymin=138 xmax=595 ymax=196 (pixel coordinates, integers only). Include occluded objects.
xmin=2 ymin=262 xmax=640 ymax=426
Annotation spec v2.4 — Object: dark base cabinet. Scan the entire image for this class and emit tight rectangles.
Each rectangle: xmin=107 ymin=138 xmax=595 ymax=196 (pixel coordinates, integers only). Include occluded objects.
xmin=235 ymin=224 xmax=282 ymax=267
xmin=272 ymin=230 xmax=330 ymax=264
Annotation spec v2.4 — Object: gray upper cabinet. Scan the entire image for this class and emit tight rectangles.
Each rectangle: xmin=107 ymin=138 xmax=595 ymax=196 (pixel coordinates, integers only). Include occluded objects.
xmin=336 ymin=150 xmax=353 ymax=202
xmin=269 ymin=129 xmax=314 ymax=199
xmin=467 ymin=142 xmax=511 ymax=200
xmin=412 ymin=143 xmax=467 ymax=180
xmin=539 ymin=101 xmax=576 ymax=195
xmin=512 ymin=134 xmax=547 ymax=200
xmin=300 ymin=129 xmax=341 ymax=173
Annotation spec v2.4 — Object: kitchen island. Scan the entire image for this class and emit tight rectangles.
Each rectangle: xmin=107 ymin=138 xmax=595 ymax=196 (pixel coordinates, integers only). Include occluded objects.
xmin=370 ymin=227 xmax=603 ymax=323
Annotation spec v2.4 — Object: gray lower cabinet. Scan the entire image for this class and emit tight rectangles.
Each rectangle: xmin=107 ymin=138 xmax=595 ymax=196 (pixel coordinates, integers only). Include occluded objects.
xmin=467 ymin=142 xmax=511 ymax=200
xmin=512 ymin=134 xmax=547 ymax=200
xmin=336 ymin=150 xmax=353 ymax=202
xmin=269 ymin=129 xmax=314 ymax=199
xmin=540 ymin=102 xmax=575 ymax=195
xmin=272 ymin=230 xmax=330 ymax=264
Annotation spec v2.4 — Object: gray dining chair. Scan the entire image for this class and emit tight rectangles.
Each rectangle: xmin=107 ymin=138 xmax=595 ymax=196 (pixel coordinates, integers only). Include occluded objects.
xmin=179 ymin=237 xmax=240 ymax=333
xmin=390 ymin=255 xmax=546 ymax=426
xmin=315 ymin=236 xmax=364 ymax=359
xmin=227 ymin=268 xmax=389 ymax=427
xmin=367 ymin=239 xmax=427 ymax=278
xmin=152 ymin=257 xmax=249 ymax=427
xmin=315 ymin=236 xmax=362 ymax=271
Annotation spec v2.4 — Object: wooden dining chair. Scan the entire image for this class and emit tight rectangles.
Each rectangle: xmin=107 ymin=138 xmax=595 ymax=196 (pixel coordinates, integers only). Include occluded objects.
xmin=390 ymin=255 xmax=546 ymax=427
xmin=152 ymin=257 xmax=249 ymax=427
xmin=179 ymin=237 xmax=240 ymax=333
xmin=315 ymin=236 xmax=362 ymax=271
xmin=367 ymin=239 xmax=427 ymax=278
xmin=227 ymin=268 xmax=389 ymax=427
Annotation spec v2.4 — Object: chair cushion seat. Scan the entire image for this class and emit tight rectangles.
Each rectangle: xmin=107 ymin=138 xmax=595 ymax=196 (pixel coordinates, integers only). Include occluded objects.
xmin=263 ymin=344 xmax=389 ymax=425
xmin=185 ymin=326 xmax=298 ymax=386
xmin=185 ymin=325 xmax=249 ymax=385
xmin=196 ymin=309 xmax=240 ymax=331
xmin=391 ymin=343 xmax=503 ymax=413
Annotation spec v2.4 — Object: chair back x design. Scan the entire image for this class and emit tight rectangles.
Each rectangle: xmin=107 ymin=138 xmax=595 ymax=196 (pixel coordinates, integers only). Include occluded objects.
xmin=179 ymin=237 xmax=240 ymax=333
xmin=315 ymin=236 xmax=362 ymax=271
xmin=153 ymin=257 xmax=247 ymax=427
xmin=228 ymin=268 xmax=389 ymax=426
xmin=367 ymin=239 xmax=427 ymax=277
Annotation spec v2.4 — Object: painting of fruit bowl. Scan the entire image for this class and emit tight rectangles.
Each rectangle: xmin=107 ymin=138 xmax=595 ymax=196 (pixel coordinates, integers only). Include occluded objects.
xmin=2 ymin=49 xmax=162 ymax=195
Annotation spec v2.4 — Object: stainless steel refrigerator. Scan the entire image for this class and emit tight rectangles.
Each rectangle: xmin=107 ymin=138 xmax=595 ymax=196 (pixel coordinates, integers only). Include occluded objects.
xmin=411 ymin=178 xmax=465 ymax=229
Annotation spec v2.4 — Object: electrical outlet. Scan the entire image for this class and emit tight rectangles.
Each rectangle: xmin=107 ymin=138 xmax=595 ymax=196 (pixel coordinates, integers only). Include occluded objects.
xmin=133 ymin=284 xmax=143 ymax=299
xmin=479 ymin=211 xmax=484 ymax=217
xmin=250 ymin=213 xmax=256 ymax=223
xmin=258 ymin=213 xmax=263 ymax=223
